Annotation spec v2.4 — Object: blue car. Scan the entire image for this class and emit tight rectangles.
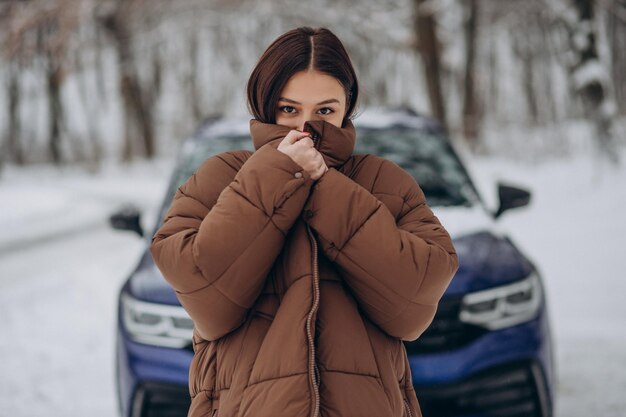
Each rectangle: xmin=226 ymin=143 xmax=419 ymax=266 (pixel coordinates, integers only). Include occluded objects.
xmin=111 ymin=108 xmax=556 ymax=417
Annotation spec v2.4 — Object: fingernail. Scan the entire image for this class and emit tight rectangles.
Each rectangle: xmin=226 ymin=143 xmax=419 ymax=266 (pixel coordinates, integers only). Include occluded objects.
xmin=303 ymin=131 xmax=311 ymax=135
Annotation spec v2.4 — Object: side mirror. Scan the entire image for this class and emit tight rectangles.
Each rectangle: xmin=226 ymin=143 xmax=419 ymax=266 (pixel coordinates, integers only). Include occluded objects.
xmin=109 ymin=204 xmax=144 ymax=237
xmin=493 ymin=182 xmax=531 ymax=219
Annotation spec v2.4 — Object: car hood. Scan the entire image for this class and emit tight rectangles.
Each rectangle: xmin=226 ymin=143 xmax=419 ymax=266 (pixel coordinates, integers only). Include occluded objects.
xmin=128 ymin=249 xmax=181 ymax=305
xmin=434 ymin=205 xmax=536 ymax=295
xmin=131 ymin=204 xmax=535 ymax=304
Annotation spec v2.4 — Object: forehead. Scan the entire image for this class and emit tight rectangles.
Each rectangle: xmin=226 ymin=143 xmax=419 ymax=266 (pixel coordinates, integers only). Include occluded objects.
xmin=280 ymin=70 xmax=345 ymax=102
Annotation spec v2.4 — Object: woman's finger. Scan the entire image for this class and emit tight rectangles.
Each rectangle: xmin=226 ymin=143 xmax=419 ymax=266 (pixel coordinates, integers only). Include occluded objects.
xmin=282 ymin=130 xmax=311 ymax=145
xmin=295 ymin=136 xmax=314 ymax=148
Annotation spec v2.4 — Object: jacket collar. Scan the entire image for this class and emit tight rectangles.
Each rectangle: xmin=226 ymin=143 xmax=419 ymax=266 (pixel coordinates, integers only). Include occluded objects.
xmin=249 ymin=118 xmax=356 ymax=168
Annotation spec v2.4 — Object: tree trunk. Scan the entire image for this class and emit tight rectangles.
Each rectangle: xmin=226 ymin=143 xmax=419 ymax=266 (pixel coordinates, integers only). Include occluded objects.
xmin=538 ymin=16 xmax=558 ymax=124
xmin=46 ymin=61 xmax=65 ymax=165
xmin=462 ymin=0 xmax=480 ymax=143
xmin=512 ymin=29 xmax=540 ymax=125
xmin=39 ymin=14 xmax=68 ymax=166
xmin=5 ymin=62 xmax=24 ymax=165
xmin=570 ymin=0 xmax=617 ymax=163
xmin=100 ymin=0 xmax=156 ymax=161
xmin=186 ymin=32 xmax=203 ymax=124
xmin=412 ymin=0 xmax=448 ymax=132
xmin=74 ymin=44 xmax=103 ymax=169
xmin=609 ymin=0 xmax=626 ymax=115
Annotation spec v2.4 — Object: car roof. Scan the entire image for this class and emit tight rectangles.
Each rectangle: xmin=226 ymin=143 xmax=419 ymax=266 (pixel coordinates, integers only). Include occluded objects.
xmin=353 ymin=106 xmax=442 ymax=131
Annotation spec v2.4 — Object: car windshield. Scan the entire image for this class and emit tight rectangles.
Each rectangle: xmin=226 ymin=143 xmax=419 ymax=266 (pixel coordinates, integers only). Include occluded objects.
xmin=355 ymin=127 xmax=475 ymax=207
xmin=173 ymin=134 xmax=255 ymax=189
xmin=161 ymin=125 xmax=475 ymax=229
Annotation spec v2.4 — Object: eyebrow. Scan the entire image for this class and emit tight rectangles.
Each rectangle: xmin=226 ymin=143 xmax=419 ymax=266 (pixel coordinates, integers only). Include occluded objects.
xmin=278 ymin=97 xmax=340 ymax=105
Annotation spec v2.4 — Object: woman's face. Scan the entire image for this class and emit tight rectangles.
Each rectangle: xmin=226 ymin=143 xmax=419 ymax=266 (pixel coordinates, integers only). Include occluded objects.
xmin=275 ymin=69 xmax=347 ymax=131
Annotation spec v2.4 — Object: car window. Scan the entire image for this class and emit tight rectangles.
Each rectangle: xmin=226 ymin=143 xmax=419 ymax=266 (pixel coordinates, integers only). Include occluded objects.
xmin=150 ymin=134 xmax=253 ymax=235
xmin=173 ymin=134 xmax=255 ymax=189
xmin=355 ymin=127 xmax=475 ymax=207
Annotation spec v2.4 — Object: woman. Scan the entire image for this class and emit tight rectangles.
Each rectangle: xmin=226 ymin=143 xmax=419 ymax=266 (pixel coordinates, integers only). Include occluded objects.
xmin=150 ymin=26 xmax=458 ymax=417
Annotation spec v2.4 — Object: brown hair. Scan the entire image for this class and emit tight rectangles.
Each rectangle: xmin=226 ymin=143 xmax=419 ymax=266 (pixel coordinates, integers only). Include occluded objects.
xmin=246 ymin=26 xmax=359 ymax=127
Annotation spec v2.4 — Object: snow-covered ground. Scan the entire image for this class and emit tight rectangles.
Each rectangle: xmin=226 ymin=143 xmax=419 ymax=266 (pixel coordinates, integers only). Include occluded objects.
xmin=465 ymin=148 xmax=626 ymax=417
xmin=1 ymin=147 xmax=625 ymax=416
xmin=0 ymin=157 xmax=173 ymax=416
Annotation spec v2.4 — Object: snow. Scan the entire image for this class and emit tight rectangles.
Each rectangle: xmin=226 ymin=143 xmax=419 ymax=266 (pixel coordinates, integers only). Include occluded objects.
xmin=197 ymin=117 xmax=253 ymax=138
xmin=0 ymin=157 xmax=173 ymax=416
xmin=1 ymin=145 xmax=626 ymax=416
xmin=0 ymin=157 xmax=174 ymax=254
xmin=572 ymin=59 xmax=607 ymax=90
xmin=465 ymin=147 xmax=626 ymax=417
xmin=354 ymin=107 xmax=435 ymax=130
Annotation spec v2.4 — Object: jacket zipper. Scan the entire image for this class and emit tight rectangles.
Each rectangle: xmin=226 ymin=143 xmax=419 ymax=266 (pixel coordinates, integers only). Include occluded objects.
xmin=304 ymin=122 xmax=321 ymax=150
xmin=305 ymin=224 xmax=321 ymax=417
xmin=311 ymin=132 xmax=321 ymax=150
xmin=403 ymin=398 xmax=413 ymax=417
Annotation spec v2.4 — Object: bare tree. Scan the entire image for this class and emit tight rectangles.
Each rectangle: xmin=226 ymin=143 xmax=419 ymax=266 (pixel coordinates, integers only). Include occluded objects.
xmin=5 ymin=62 xmax=23 ymax=166
xmin=1 ymin=3 xmax=24 ymax=169
xmin=462 ymin=0 xmax=480 ymax=143
xmin=184 ymin=31 xmax=203 ymax=124
xmin=97 ymin=0 xmax=163 ymax=161
xmin=607 ymin=0 xmax=626 ymax=115
xmin=511 ymin=19 xmax=540 ymax=125
xmin=2 ymin=0 xmax=623 ymax=167
xmin=1 ymin=0 xmax=81 ymax=165
xmin=546 ymin=0 xmax=618 ymax=163
xmin=412 ymin=0 xmax=448 ymax=131
xmin=572 ymin=0 xmax=617 ymax=163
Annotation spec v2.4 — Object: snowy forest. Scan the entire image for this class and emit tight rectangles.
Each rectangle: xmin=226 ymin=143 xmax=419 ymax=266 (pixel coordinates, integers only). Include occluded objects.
xmin=2 ymin=2 xmax=626 ymax=417
xmin=1 ymin=0 xmax=625 ymax=169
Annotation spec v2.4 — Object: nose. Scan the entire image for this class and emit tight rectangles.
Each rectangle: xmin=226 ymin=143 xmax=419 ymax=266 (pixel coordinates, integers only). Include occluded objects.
xmin=295 ymin=117 xmax=308 ymax=133
xmin=295 ymin=120 xmax=305 ymax=132
xmin=295 ymin=110 xmax=317 ymax=132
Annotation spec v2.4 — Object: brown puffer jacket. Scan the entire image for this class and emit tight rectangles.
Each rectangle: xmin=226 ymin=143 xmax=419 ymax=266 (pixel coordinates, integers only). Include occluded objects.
xmin=149 ymin=118 xmax=459 ymax=417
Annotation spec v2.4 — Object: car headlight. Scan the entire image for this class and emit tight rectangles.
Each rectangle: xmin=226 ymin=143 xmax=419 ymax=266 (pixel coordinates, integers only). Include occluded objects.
xmin=459 ymin=271 xmax=543 ymax=330
xmin=120 ymin=292 xmax=193 ymax=348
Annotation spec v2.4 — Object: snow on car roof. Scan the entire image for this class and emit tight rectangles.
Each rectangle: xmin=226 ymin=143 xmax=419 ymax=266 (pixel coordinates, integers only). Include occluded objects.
xmin=197 ymin=116 xmax=252 ymax=138
xmin=352 ymin=107 xmax=433 ymax=130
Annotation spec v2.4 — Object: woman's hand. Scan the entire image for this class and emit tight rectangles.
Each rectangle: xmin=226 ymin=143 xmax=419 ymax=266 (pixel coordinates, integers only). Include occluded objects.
xmin=277 ymin=130 xmax=328 ymax=180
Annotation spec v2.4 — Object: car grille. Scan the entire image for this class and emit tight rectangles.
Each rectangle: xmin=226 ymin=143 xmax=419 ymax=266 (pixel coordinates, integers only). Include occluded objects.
xmin=132 ymin=381 xmax=190 ymax=417
xmin=404 ymin=295 xmax=486 ymax=354
xmin=414 ymin=360 xmax=551 ymax=417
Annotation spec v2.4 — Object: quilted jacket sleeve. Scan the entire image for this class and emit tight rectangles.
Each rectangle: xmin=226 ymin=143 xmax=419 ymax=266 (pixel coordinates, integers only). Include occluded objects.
xmin=150 ymin=145 xmax=314 ymax=341
xmin=302 ymin=159 xmax=459 ymax=341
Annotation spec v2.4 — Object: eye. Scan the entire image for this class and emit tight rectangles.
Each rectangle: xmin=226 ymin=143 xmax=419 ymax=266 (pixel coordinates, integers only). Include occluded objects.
xmin=279 ymin=105 xmax=297 ymax=114
xmin=317 ymin=107 xmax=334 ymax=115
